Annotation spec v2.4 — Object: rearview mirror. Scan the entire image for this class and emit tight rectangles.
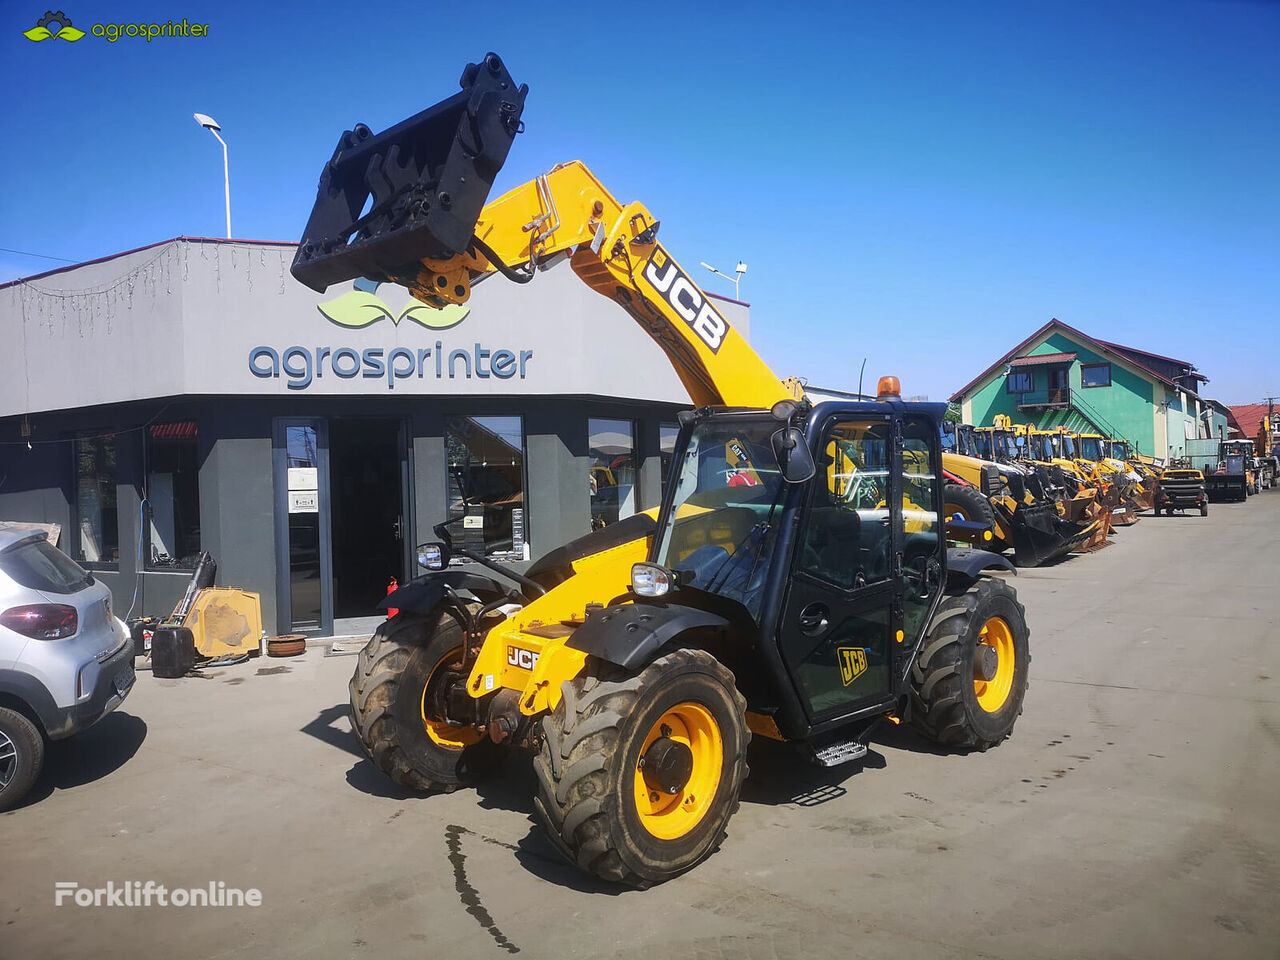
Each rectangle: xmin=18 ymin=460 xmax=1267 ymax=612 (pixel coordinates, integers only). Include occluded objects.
xmin=771 ymin=427 xmax=816 ymax=484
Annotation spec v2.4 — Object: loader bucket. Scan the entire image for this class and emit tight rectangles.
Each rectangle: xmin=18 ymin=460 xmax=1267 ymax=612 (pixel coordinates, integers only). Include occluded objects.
xmin=291 ymin=52 xmax=528 ymax=293
xmin=1010 ymin=501 xmax=1091 ymax=567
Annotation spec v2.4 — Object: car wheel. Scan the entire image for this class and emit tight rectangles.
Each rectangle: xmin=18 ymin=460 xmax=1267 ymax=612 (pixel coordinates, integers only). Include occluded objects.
xmin=0 ymin=707 xmax=44 ymax=813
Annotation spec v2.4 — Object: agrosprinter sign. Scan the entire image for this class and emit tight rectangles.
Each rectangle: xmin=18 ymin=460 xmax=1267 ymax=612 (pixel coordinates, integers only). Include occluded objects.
xmin=247 ymin=289 xmax=533 ymax=391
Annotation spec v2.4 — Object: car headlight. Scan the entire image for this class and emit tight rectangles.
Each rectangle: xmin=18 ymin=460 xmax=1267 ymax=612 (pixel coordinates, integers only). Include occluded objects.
xmin=631 ymin=563 xmax=674 ymax=598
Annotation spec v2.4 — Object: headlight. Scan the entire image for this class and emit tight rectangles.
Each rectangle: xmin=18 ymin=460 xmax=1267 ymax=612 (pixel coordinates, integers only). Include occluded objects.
xmin=631 ymin=563 xmax=674 ymax=597
xmin=417 ymin=542 xmax=448 ymax=571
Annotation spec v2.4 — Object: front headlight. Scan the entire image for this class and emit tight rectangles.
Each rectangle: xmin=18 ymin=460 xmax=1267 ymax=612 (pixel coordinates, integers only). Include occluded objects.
xmin=631 ymin=563 xmax=674 ymax=598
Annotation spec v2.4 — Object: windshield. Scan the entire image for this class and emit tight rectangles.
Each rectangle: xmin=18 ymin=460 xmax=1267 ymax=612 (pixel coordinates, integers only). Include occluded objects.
xmin=995 ymin=431 xmax=1018 ymax=460
xmin=1080 ymin=437 xmax=1102 ymax=461
xmin=972 ymin=432 xmax=994 ymax=460
xmin=1061 ymin=434 xmax=1077 ymax=457
xmin=655 ymin=418 xmax=786 ymax=618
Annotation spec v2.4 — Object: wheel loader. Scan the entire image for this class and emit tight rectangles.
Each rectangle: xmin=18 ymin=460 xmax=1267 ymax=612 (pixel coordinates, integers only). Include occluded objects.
xmin=941 ymin=421 xmax=1097 ymax=565
xmin=291 ymin=53 xmax=1030 ymax=887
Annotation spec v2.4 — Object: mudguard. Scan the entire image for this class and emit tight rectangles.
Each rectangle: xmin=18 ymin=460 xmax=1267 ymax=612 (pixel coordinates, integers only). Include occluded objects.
xmin=379 ymin=570 xmax=511 ymax=615
xmin=946 ymin=546 xmax=1016 ymax=581
xmin=566 ymin=601 xmax=731 ymax=670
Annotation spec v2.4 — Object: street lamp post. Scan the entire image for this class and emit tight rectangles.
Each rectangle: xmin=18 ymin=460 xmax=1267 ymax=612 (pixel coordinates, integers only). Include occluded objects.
xmin=699 ymin=260 xmax=748 ymax=299
xmin=193 ymin=113 xmax=231 ymax=238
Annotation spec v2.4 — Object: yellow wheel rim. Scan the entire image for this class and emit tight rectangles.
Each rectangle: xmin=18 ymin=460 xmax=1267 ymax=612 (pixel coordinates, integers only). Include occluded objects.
xmin=420 ymin=647 xmax=483 ymax=749
xmin=632 ymin=702 xmax=723 ymax=840
xmin=974 ymin=617 xmax=1015 ymax=713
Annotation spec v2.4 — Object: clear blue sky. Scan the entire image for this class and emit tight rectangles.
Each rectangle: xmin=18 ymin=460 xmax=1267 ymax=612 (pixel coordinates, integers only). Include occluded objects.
xmin=2 ymin=1 xmax=1277 ymax=405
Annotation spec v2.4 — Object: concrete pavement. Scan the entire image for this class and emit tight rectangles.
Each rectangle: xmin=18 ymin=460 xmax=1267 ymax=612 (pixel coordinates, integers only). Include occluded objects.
xmin=3 ymin=493 xmax=1278 ymax=959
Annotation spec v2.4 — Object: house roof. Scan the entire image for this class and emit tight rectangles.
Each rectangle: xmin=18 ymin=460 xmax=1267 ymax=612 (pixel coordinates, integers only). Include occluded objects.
xmin=1008 ymin=351 xmax=1076 ymax=367
xmin=1229 ymin=404 xmax=1271 ymax=439
xmin=950 ymin=318 xmax=1183 ymax=402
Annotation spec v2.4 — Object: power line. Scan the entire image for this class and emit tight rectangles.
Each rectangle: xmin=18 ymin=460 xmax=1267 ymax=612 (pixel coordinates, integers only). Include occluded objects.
xmin=0 ymin=245 xmax=80 ymax=264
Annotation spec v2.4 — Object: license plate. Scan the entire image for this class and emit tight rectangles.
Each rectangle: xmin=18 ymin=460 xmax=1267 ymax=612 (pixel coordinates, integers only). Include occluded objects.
xmin=114 ymin=667 xmax=135 ymax=696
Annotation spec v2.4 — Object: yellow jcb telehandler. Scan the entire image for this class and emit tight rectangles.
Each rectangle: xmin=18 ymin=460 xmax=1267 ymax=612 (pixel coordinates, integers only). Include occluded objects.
xmin=291 ymin=54 xmax=1032 ymax=887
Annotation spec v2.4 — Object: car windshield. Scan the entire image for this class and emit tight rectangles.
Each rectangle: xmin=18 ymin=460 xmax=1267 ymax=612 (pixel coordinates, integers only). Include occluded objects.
xmin=655 ymin=417 xmax=785 ymax=619
xmin=0 ymin=537 xmax=93 ymax=595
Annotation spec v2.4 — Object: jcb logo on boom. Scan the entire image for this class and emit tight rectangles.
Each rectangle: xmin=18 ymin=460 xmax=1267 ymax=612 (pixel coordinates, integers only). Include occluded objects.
xmin=643 ymin=248 xmax=728 ymax=354
xmin=507 ymin=646 xmax=539 ymax=671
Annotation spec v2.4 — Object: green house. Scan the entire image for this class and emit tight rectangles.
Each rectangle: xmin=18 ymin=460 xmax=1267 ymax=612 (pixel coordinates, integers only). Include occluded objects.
xmin=950 ymin=319 xmax=1221 ymax=462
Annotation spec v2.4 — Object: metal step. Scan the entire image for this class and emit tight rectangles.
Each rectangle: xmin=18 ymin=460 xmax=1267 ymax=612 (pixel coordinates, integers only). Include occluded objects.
xmin=810 ymin=739 xmax=868 ymax=767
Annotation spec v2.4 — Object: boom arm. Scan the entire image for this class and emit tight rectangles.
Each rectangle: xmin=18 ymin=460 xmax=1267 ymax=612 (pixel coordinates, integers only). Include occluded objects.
xmin=290 ymin=53 xmax=797 ymax=410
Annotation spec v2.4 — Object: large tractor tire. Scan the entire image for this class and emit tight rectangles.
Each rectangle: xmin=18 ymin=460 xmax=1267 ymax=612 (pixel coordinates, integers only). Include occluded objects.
xmin=910 ymin=577 xmax=1029 ymax=751
xmin=533 ymin=648 xmax=749 ymax=887
xmin=349 ymin=611 xmax=502 ymax=792
xmin=943 ymin=482 xmax=996 ymax=529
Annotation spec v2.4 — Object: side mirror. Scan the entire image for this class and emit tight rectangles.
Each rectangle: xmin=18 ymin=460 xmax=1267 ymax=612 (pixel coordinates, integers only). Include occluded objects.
xmin=417 ymin=541 xmax=450 ymax=571
xmin=771 ymin=427 xmax=816 ymax=484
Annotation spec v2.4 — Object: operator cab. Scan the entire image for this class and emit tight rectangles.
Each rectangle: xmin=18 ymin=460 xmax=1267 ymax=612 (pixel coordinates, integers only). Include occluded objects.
xmin=638 ymin=384 xmax=949 ymax=730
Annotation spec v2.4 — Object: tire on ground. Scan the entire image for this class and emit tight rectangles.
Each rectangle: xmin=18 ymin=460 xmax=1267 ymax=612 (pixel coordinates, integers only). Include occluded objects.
xmin=0 ymin=706 xmax=44 ymax=813
xmin=348 ymin=610 xmax=502 ymax=792
xmin=533 ymin=648 xmax=749 ymax=887
xmin=910 ymin=576 xmax=1030 ymax=751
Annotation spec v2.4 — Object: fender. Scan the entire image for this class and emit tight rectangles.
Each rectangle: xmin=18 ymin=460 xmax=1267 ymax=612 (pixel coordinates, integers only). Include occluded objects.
xmin=945 ymin=546 xmax=1016 ymax=581
xmin=566 ymin=601 xmax=731 ymax=670
xmin=378 ymin=570 xmax=511 ymax=616
xmin=0 ymin=671 xmax=60 ymax=738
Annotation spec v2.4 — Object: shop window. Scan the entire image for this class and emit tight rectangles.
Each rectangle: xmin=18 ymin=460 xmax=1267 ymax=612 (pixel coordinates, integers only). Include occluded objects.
xmin=446 ymin=417 xmax=526 ymax=561
xmin=1006 ymin=371 xmax=1033 ymax=394
xmin=659 ymin=422 xmax=680 ymax=487
xmin=1081 ymin=363 xmax=1111 ymax=388
xmin=145 ymin=422 xmax=201 ymax=569
xmin=74 ymin=434 xmax=118 ymax=567
xmin=589 ymin=418 xmax=637 ymax=529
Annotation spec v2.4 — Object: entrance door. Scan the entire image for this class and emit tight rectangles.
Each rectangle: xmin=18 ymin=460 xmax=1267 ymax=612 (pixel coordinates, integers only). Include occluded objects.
xmin=328 ymin=418 xmax=408 ymax=633
xmin=274 ymin=419 xmax=333 ymax=636
xmin=777 ymin=417 xmax=900 ymax=722
xmin=1049 ymin=367 xmax=1069 ymax=404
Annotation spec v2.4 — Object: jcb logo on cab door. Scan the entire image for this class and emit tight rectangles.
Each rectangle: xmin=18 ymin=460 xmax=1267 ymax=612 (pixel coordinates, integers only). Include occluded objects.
xmin=837 ymin=647 xmax=868 ymax=686
xmin=507 ymin=646 xmax=539 ymax=671
xmin=643 ymin=248 xmax=728 ymax=354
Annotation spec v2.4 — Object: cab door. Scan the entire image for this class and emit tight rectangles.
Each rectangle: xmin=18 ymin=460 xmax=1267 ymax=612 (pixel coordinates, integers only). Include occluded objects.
xmin=776 ymin=416 xmax=901 ymax=722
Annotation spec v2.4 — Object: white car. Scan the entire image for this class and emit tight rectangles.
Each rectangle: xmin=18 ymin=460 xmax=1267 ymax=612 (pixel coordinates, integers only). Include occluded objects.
xmin=0 ymin=526 xmax=134 ymax=811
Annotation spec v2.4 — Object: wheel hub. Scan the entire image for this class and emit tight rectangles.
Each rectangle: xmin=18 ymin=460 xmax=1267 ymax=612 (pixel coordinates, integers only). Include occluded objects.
xmin=640 ymin=736 xmax=693 ymax=796
xmin=975 ymin=644 xmax=1000 ymax=682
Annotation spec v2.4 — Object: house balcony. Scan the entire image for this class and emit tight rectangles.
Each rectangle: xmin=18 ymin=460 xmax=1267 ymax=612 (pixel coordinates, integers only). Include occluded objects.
xmin=1016 ymin=387 xmax=1070 ymax=410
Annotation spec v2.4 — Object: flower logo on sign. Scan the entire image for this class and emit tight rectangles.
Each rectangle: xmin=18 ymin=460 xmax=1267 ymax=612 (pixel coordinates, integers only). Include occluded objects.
xmin=318 ymin=291 xmax=469 ymax=330
xmin=24 ymin=10 xmax=85 ymax=41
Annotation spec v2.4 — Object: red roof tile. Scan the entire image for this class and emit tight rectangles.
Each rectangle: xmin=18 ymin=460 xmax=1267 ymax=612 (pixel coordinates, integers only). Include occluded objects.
xmin=1229 ymin=404 xmax=1271 ymax=439
xmin=1008 ymin=352 xmax=1077 ymax=367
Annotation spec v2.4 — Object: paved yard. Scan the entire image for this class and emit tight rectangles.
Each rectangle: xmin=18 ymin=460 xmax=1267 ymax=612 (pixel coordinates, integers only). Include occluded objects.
xmin=3 ymin=494 xmax=1278 ymax=959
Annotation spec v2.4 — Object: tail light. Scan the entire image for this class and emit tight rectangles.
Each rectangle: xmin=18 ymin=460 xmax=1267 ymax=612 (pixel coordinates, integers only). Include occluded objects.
xmin=0 ymin=603 xmax=78 ymax=640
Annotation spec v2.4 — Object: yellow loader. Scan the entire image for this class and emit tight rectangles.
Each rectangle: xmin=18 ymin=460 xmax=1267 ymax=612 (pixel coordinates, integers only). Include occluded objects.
xmin=292 ymin=53 xmax=1031 ymax=887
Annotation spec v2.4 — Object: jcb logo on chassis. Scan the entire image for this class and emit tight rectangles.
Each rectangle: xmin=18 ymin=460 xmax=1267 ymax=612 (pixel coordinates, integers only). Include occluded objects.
xmin=643 ymin=248 xmax=729 ymax=354
xmin=837 ymin=647 xmax=868 ymax=686
xmin=506 ymin=646 xmax=539 ymax=671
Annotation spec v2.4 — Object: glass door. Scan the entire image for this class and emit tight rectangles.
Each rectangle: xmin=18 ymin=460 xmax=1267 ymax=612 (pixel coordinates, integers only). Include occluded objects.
xmin=273 ymin=419 xmax=333 ymax=635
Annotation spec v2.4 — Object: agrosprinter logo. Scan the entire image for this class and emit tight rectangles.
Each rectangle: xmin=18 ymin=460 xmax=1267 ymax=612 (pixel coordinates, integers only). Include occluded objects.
xmin=317 ymin=290 xmax=469 ymax=331
xmin=23 ymin=10 xmax=84 ymax=41
xmin=23 ymin=10 xmax=210 ymax=43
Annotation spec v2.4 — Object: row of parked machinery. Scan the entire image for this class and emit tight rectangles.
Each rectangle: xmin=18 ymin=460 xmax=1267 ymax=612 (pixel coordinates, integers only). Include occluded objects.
xmin=940 ymin=416 xmax=1277 ymax=565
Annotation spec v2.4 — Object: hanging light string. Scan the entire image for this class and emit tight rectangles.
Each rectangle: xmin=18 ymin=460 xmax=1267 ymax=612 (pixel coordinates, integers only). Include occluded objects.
xmin=1 ymin=401 xmax=175 ymax=447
